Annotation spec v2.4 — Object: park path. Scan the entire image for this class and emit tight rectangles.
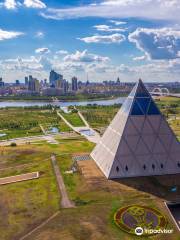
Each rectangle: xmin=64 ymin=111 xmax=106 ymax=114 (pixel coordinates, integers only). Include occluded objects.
xmin=18 ymin=211 xmax=60 ymax=240
xmin=57 ymin=111 xmax=100 ymax=144
xmin=39 ymin=124 xmax=46 ymax=135
xmin=77 ymin=109 xmax=89 ymax=127
xmin=51 ymin=154 xmax=75 ymax=208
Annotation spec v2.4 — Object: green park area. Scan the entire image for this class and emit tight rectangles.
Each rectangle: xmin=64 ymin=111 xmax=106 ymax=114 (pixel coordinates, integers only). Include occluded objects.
xmin=0 ymin=96 xmax=179 ymax=239
xmin=0 ymin=136 xmax=179 ymax=240
xmin=60 ymin=110 xmax=85 ymax=127
xmin=77 ymin=104 xmax=120 ymax=130
xmin=0 ymin=107 xmax=71 ymax=140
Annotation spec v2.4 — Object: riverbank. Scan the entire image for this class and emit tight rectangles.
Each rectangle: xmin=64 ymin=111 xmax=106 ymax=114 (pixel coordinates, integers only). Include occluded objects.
xmin=0 ymin=97 xmax=126 ymax=108
xmin=0 ymin=93 xmax=128 ymax=102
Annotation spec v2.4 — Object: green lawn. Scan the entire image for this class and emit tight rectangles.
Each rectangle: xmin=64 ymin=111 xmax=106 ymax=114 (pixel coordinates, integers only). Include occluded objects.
xmin=77 ymin=105 xmax=120 ymax=129
xmin=61 ymin=111 xmax=85 ymax=127
xmin=0 ymin=108 xmax=71 ymax=140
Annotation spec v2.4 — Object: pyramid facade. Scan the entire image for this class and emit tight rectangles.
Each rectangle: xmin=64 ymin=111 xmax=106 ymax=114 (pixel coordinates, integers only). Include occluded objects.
xmin=91 ymin=79 xmax=180 ymax=179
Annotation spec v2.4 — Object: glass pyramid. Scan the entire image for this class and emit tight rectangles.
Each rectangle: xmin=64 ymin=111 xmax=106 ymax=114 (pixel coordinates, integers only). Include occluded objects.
xmin=129 ymin=79 xmax=160 ymax=115
xmin=91 ymin=79 xmax=180 ymax=179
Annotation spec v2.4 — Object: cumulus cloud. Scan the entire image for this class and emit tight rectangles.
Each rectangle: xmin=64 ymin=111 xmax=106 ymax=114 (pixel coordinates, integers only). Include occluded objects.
xmin=63 ymin=50 xmax=109 ymax=63
xmin=94 ymin=24 xmax=126 ymax=32
xmin=78 ymin=33 xmax=125 ymax=44
xmin=3 ymin=0 xmax=17 ymax=9
xmin=40 ymin=0 xmax=180 ymax=21
xmin=0 ymin=29 xmax=24 ymax=41
xmin=129 ymin=28 xmax=180 ymax=60
xmin=24 ymin=0 xmax=46 ymax=9
xmin=1 ymin=56 xmax=43 ymax=71
xmin=35 ymin=47 xmax=50 ymax=54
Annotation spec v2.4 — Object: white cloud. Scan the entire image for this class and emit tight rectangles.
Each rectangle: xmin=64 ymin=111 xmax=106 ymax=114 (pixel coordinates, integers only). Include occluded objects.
xmin=0 ymin=29 xmax=24 ymax=41
xmin=40 ymin=0 xmax=180 ymax=21
xmin=133 ymin=55 xmax=147 ymax=61
xmin=35 ymin=31 xmax=45 ymax=38
xmin=4 ymin=0 xmax=17 ymax=9
xmin=63 ymin=50 xmax=109 ymax=63
xmin=109 ymin=20 xmax=127 ymax=25
xmin=56 ymin=50 xmax=69 ymax=55
xmin=35 ymin=47 xmax=50 ymax=54
xmin=94 ymin=24 xmax=126 ymax=32
xmin=24 ymin=0 xmax=46 ymax=9
xmin=78 ymin=33 xmax=125 ymax=44
xmin=129 ymin=28 xmax=180 ymax=60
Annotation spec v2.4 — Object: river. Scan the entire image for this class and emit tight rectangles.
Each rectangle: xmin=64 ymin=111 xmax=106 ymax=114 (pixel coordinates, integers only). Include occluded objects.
xmin=0 ymin=97 xmax=126 ymax=108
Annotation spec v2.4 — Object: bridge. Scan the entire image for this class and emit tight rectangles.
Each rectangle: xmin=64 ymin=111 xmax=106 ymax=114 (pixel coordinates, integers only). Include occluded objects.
xmin=150 ymin=87 xmax=180 ymax=98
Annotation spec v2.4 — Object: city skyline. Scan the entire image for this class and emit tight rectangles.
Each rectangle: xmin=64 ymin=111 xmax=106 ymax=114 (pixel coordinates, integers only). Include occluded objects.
xmin=1 ymin=0 xmax=180 ymax=82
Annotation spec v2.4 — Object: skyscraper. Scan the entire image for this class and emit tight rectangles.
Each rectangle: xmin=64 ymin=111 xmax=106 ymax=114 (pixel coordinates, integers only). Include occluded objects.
xmin=25 ymin=76 xmax=29 ymax=86
xmin=49 ymin=70 xmax=63 ymax=88
xmin=0 ymin=78 xmax=4 ymax=87
xmin=72 ymin=76 xmax=78 ymax=91
xmin=28 ymin=78 xmax=40 ymax=92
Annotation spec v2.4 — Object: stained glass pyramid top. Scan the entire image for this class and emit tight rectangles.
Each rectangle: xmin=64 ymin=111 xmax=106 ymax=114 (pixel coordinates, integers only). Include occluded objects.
xmin=128 ymin=79 xmax=160 ymax=115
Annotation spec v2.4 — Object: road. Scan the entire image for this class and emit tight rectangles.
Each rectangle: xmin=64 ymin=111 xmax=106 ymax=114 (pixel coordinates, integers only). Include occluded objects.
xmin=51 ymin=154 xmax=75 ymax=208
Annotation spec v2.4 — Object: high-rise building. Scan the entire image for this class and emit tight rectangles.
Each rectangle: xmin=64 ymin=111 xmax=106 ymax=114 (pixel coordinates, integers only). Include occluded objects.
xmin=0 ymin=78 xmax=4 ymax=87
xmin=15 ymin=80 xmax=20 ymax=85
xmin=28 ymin=78 xmax=40 ymax=92
xmin=63 ymin=79 xmax=69 ymax=93
xmin=55 ymin=79 xmax=63 ymax=89
xmin=29 ymin=75 xmax=33 ymax=82
xmin=72 ymin=76 xmax=78 ymax=91
xmin=49 ymin=70 xmax=63 ymax=87
xmin=25 ymin=76 xmax=29 ymax=86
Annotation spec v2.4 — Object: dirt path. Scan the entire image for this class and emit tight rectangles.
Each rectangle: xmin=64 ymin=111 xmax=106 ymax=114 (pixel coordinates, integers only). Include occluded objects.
xmin=51 ymin=154 xmax=75 ymax=208
xmin=18 ymin=211 xmax=60 ymax=240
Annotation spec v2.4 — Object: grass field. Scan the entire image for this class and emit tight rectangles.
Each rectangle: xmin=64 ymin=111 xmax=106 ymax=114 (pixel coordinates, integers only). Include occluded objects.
xmin=0 ymin=108 xmax=71 ymax=140
xmin=0 ymin=138 xmax=94 ymax=240
xmin=60 ymin=111 xmax=85 ymax=127
xmin=77 ymin=105 xmax=120 ymax=129
xmin=0 ymin=136 xmax=180 ymax=239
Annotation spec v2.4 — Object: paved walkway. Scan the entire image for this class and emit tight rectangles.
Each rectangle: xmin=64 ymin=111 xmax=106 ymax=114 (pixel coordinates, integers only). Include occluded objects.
xmin=51 ymin=155 xmax=74 ymax=208
xmin=57 ymin=111 xmax=100 ymax=144
xmin=39 ymin=124 xmax=46 ymax=135
xmin=0 ymin=132 xmax=76 ymax=146
xmin=77 ymin=110 xmax=89 ymax=127
xmin=0 ymin=172 xmax=39 ymax=185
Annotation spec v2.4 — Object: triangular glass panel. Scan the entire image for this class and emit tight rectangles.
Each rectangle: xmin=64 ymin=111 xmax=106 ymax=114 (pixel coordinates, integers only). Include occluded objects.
xmin=136 ymin=97 xmax=151 ymax=114
xmin=135 ymin=80 xmax=150 ymax=98
xmin=130 ymin=116 xmax=145 ymax=133
xmin=131 ymin=100 xmax=144 ymax=115
xmin=147 ymin=100 xmax=160 ymax=115
xmin=135 ymin=138 xmax=150 ymax=155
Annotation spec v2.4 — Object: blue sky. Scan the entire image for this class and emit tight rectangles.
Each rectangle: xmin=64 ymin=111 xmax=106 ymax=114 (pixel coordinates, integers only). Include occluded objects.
xmin=0 ymin=0 xmax=180 ymax=82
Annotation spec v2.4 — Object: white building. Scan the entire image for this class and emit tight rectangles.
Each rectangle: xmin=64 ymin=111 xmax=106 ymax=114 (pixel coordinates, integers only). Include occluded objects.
xmin=91 ymin=79 xmax=180 ymax=179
